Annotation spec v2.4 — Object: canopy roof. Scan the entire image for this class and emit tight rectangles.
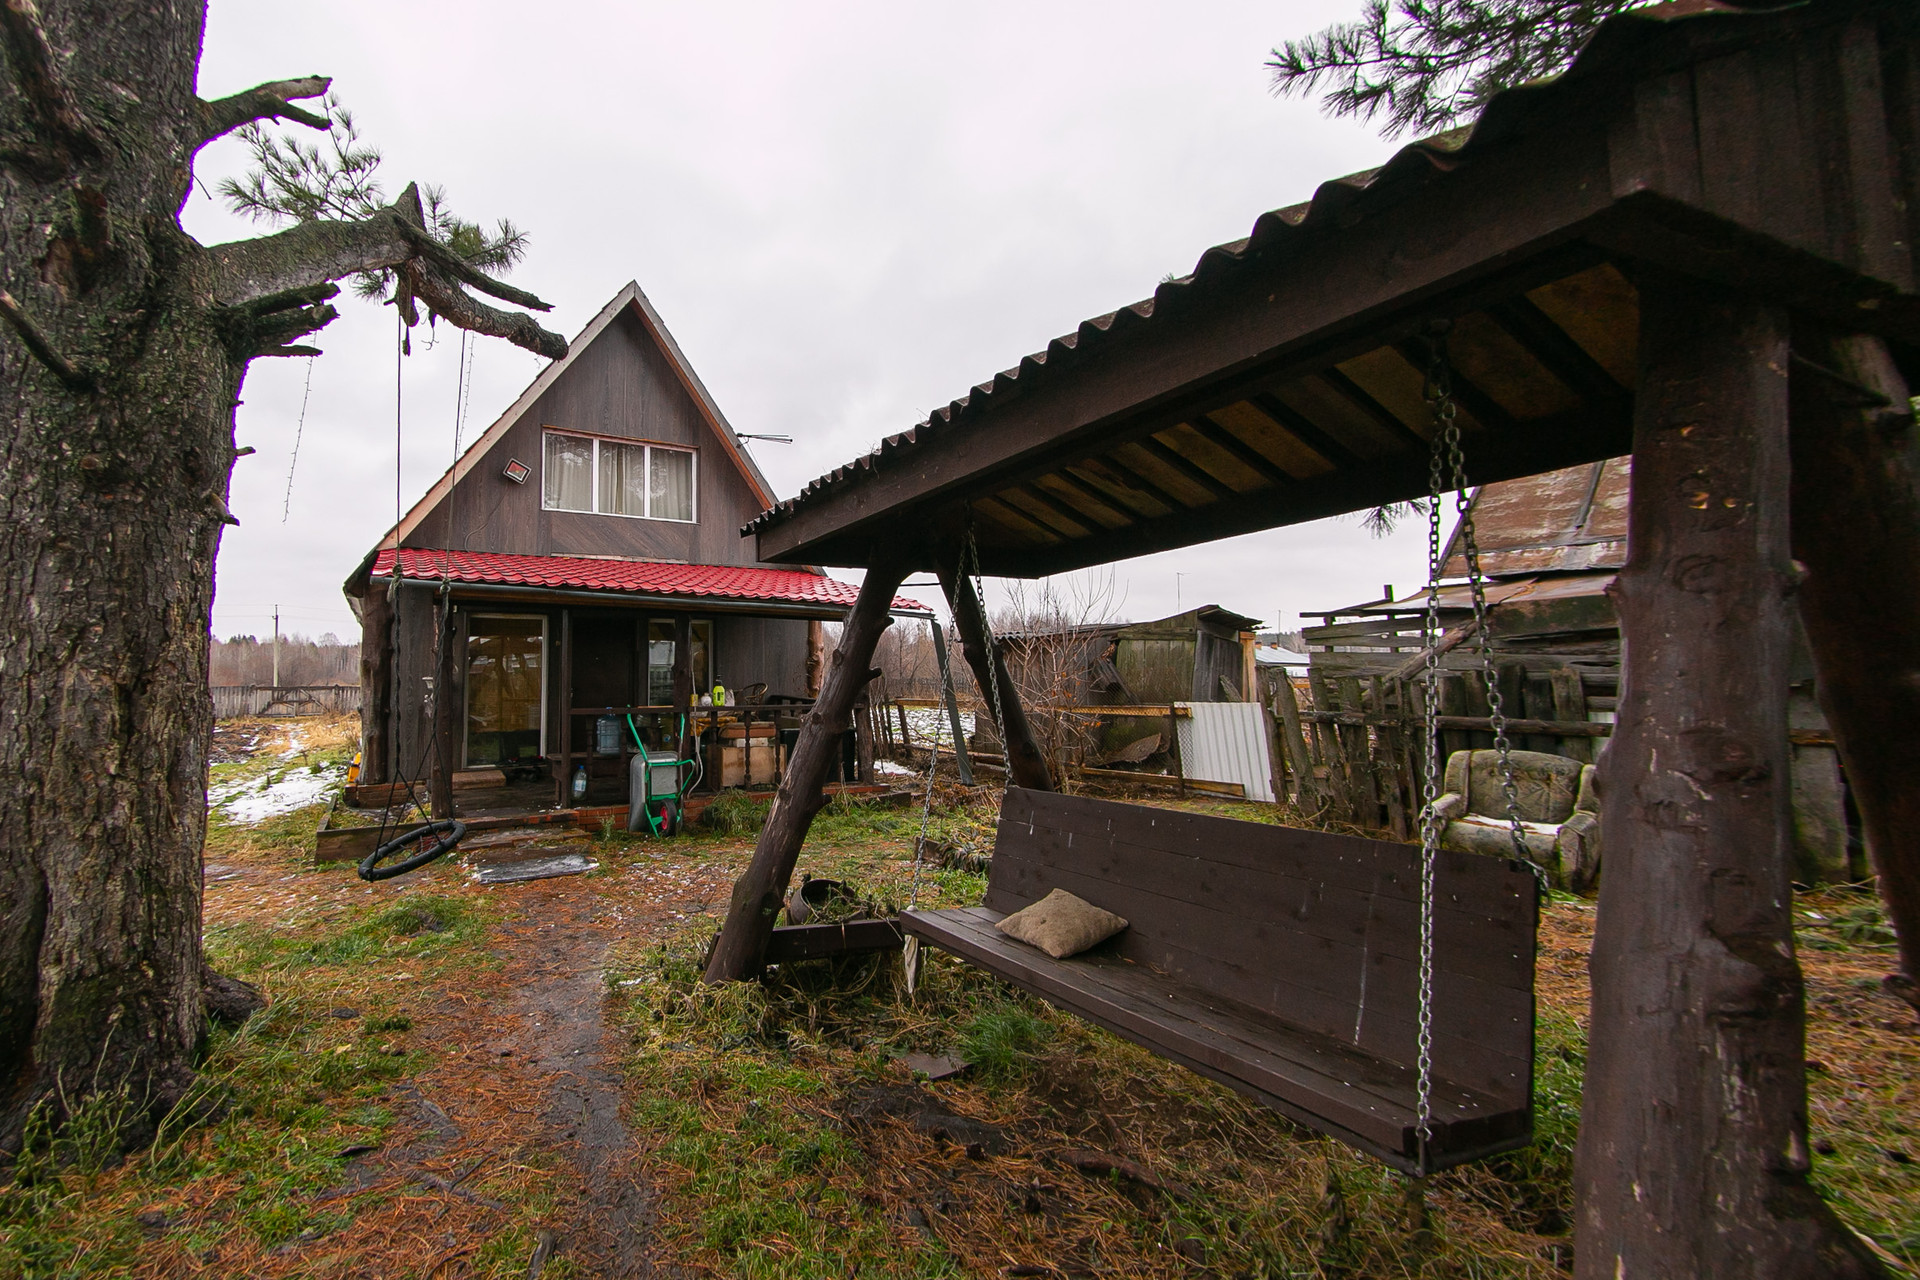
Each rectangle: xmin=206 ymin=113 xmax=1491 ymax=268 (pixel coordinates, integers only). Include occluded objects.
xmin=746 ymin=0 xmax=1919 ymax=577
xmin=364 ymin=548 xmax=929 ymax=617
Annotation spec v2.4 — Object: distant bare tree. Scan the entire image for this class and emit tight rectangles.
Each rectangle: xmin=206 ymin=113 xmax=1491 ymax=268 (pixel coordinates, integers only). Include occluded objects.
xmin=990 ymin=572 xmax=1121 ymax=783
xmin=208 ymin=633 xmax=359 ymax=686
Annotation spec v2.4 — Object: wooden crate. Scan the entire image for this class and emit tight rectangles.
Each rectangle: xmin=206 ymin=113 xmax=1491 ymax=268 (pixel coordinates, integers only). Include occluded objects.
xmin=705 ymin=739 xmax=786 ymax=788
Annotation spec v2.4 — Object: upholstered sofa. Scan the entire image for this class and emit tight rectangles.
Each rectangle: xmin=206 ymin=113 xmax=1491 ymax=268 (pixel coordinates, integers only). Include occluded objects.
xmin=1431 ymin=748 xmax=1600 ymax=892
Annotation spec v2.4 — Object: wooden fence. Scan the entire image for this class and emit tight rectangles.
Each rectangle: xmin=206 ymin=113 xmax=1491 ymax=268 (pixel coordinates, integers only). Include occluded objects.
xmin=211 ymin=685 xmax=363 ymax=719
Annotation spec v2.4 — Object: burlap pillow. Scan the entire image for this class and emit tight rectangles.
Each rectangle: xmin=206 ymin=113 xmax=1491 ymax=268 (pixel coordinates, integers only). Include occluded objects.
xmin=996 ymin=888 xmax=1128 ymax=959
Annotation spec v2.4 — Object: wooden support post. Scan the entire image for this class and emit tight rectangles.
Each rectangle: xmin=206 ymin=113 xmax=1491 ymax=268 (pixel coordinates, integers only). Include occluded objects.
xmin=360 ymin=583 xmax=393 ymax=785
xmin=931 ymin=620 xmax=974 ymax=785
xmin=805 ymin=619 xmax=825 ymax=698
xmin=555 ymin=607 xmax=572 ymax=807
xmin=1549 ymin=668 xmax=1590 ymax=763
xmin=1574 ymin=277 xmax=1879 ymax=1278
xmin=1169 ymin=711 xmax=1186 ymax=798
xmin=935 ymin=554 xmax=1054 ymax=791
xmin=429 ymin=592 xmax=456 ymax=820
xmin=673 ymin=614 xmax=694 ymax=772
xmin=704 ymin=559 xmax=910 ymax=982
xmin=1789 ymin=326 xmax=1920 ymax=1009
xmin=1272 ymin=675 xmax=1318 ymax=810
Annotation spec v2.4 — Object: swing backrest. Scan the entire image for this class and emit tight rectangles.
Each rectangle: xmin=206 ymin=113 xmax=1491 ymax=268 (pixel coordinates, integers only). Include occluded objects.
xmin=986 ymin=789 xmax=1539 ymax=1107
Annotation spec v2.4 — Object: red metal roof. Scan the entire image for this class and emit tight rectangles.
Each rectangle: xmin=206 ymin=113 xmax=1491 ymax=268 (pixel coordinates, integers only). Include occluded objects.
xmin=372 ymin=549 xmax=927 ymax=613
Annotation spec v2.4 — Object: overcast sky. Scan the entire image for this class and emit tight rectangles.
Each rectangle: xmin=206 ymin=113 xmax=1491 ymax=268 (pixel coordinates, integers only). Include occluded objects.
xmin=189 ymin=0 xmax=1430 ymax=644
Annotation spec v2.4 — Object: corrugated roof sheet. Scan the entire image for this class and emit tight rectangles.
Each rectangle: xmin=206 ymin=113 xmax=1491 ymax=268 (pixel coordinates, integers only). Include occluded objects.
xmin=371 ymin=549 xmax=927 ymax=613
xmin=741 ymin=0 xmax=1756 ymax=543
xmin=1441 ymin=457 xmax=1631 ymax=578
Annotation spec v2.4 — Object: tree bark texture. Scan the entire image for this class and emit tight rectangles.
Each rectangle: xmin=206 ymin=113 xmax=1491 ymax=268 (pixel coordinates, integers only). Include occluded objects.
xmin=0 ymin=3 xmax=564 ymax=1154
xmin=934 ymin=557 xmax=1055 ymax=792
xmin=1573 ymin=275 xmax=1884 ymax=1278
xmin=1787 ymin=328 xmax=1920 ymax=999
xmin=705 ymin=560 xmax=907 ymax=982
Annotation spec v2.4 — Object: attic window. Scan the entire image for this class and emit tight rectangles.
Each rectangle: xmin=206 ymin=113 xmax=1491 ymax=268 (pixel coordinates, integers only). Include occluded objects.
xmin=542 ymin=430 xmax=697 ymax=523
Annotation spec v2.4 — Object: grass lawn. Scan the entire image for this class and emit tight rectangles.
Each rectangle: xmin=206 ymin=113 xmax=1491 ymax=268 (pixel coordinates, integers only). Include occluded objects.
xmin=1 ymin=732 xmax=1914 ymax=1278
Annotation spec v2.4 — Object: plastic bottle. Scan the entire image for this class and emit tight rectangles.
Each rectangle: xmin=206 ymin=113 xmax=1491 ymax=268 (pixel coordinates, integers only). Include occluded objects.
xmin=572 ymin=764 xmax=588 ymax=800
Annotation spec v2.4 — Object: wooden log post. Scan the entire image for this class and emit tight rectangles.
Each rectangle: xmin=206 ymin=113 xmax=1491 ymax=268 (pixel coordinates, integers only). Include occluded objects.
xmin=359 ymin=582 xmax=394 ymax=785
xmin=935 ymin=556 xmax=1054 ymax=791
xmin=1788 ymin=327 xmax=1920 ymax=1011
xmin=930 ymin=620 xmax=974 ymax=785
xmin=429 ymin=592 xmax=456 ymax=820
xmin=554 ymin=607 xmax=573 ymax=807
xmin=1573 ymin=277 xmax=1883 ymax=1278
xmin=1272 ymin=675 xmax=1318 ymax=810
xmin=704 ymin=560 xmax=910 ymax=982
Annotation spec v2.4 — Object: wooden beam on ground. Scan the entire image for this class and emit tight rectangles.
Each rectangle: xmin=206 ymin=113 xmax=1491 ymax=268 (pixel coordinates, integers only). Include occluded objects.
xmin=1074 ymin=767 xmax=1246 ymax=799
xmin=889 ymin=699 xmax=1190 ymax=718
xmin=1574 ymin=273 xmax=1880 ymax=1276
xmin=704 ymin=558 xmax=911 ymax=982
xmin=936 ymin=551 xmax=1055 ymax=791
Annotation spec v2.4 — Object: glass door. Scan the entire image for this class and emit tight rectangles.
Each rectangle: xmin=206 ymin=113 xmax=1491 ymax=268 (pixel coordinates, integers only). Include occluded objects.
xmin=466 ymin=615 xmax=546 ymax=766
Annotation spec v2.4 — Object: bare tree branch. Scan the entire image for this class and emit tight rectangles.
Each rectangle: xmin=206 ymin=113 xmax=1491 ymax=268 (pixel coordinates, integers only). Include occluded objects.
xmin=0 ymin=0 xmax=99 ymax=166
xmin=406 ymin=262 xmax=567 ymax=360
xmin=206 ymin=185 xmax=566 ymax=361
xmin=0 ymin=289 xmax=91 ymax=389
xmin=196 ymin=76 xmax=331 ymax=149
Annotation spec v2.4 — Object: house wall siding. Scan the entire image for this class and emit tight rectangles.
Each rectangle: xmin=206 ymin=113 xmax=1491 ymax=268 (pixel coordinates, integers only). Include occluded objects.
xmin=400 ymin=310 xmax=770 ymax=567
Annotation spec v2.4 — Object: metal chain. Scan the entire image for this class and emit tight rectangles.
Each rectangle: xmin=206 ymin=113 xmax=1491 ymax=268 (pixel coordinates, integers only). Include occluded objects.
xmin=964 ymin=522 xmax=1016 ymax=789
xmin=1414 ymin=332 xmax=1450 ymax=1172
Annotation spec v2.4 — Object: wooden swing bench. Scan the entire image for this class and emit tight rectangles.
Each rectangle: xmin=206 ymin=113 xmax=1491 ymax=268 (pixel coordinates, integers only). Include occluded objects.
xmin=902 ymin=789 xmax=1540 ymax=1173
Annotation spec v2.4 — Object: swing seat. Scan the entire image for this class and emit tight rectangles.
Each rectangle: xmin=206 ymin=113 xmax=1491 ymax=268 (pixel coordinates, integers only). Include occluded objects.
xmin=902 ymin=789 xmax=1539 ymax=1173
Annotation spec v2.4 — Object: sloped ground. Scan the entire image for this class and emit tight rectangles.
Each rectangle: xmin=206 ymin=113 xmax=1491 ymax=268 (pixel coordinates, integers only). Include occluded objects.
xmin=1 ymin=723 xmax=1914 ymax=1279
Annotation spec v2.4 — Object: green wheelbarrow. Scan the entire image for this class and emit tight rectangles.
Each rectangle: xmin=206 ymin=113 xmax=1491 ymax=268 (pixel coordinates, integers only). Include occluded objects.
xmin=626 ymin=714 xmax=699 ymax=836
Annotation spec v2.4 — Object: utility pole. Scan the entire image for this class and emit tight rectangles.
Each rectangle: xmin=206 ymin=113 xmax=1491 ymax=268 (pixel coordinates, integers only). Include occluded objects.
xmin=272 ymin=605 xmax=280 ymax=689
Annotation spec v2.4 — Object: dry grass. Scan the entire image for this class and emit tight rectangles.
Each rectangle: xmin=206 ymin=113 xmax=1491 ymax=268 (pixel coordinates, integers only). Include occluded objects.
xmin=4 ymin=747 xmax=1915 ymax=1279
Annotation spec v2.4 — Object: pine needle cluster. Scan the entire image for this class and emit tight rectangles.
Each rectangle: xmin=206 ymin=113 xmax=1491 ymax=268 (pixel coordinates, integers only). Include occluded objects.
xmin=1269 ymin=0 xmax=1655 ymax=138
xmin=219 ymin=92 xmax=528 ymax=297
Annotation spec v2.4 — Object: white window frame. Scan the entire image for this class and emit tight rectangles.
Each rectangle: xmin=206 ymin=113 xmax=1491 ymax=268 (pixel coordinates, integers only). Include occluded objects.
xmin=540 ymin=428 xmax=698 ymax=523
xmin=464 ymin=612 xmax=548 ymax=768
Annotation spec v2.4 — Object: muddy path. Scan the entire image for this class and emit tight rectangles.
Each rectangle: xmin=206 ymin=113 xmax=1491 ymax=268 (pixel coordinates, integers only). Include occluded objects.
xmin=196 ymin=824 xmax=739 ymax=1279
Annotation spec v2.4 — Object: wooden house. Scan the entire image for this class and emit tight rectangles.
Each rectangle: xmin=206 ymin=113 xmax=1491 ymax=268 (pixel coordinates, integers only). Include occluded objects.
xmin=344 ymin=282 xmax=923 ymax=811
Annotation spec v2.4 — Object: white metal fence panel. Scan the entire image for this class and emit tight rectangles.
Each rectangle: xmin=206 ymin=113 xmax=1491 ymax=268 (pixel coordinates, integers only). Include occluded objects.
xmin=1173 ymin=701 xmax=1274 ymax=802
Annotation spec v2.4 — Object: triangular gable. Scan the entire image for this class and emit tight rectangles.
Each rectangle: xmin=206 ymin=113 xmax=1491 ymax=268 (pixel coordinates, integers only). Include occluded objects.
xmin=378 ymin=281 xmax=776 ymax=552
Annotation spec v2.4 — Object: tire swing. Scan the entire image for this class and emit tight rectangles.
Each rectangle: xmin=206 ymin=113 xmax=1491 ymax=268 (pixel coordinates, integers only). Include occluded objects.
xmin=901 ymin=327 xmax=1547 ymax=1174
xmin=358 ymin=818 xmax=469 ymax=882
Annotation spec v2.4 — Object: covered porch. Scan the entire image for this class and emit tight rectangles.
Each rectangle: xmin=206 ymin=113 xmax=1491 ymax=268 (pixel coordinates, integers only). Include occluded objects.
xmin=346 ymin=548 xmax=927 ymax=818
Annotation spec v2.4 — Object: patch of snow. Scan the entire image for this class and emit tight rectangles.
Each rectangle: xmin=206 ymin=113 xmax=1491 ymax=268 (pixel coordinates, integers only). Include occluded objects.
xmin=875 ymin=759 xmax=916 ymax=777
xmin=278 ymin=729 xmax=307 ymax=760
xmin=215 ymin=764 xmax=341 ymax=823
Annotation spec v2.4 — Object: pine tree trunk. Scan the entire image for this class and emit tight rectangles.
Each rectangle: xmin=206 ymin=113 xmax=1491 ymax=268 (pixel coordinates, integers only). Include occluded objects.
xmin=0 ymin=2 xmax=566 ymax=1156
xmin=0 ymin=6 xmax=251 ymax=1154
